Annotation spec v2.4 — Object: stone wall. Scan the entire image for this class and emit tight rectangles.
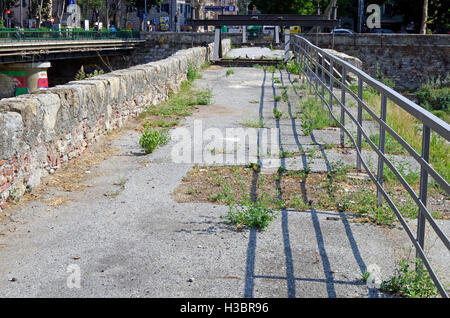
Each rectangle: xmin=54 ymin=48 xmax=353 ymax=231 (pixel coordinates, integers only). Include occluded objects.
xmin=134 ymin=32 xmax=241 ymax=64
xmin=300 ymin=34 xmax=450 ymax=91
xmin=0 ymin=39 xmax=230 ymax=213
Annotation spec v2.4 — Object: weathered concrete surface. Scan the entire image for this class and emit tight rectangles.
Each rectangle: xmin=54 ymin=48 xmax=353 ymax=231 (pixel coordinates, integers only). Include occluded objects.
xmin=0 ymin=66 xmax=447 ymax=298
xmin=0 ymin=39 xmax=231 ymax=213
xmin=225 ymin=47 xmax=284 ymax=60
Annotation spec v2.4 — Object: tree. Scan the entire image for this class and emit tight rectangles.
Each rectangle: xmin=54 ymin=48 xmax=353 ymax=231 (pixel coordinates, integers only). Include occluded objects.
xmin=126 ymin=0 xmax=162 ymax=30
xmin=29 ymin=0 xmax=52 ymax=26
xmin=420 ymin=0 xmax=428 ymax=34
xmin=77 ymin=0 xmax=104 ymax=23
xmin=247 ymin=0 xmax=319 ymax=14
xmin=192 ymin=0 xmax=206 ymax=20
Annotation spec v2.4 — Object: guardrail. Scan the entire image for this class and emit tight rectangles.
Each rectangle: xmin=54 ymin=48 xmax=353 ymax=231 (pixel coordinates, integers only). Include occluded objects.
xmin=0 ymin=29 xmax=140 ymax=41
xmin=291 ymin=35 xmax=449 ymax=297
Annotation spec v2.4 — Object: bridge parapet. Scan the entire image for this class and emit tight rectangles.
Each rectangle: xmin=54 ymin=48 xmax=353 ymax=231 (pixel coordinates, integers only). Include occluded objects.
xmin=0 ymin=38 xmax=230 ymax=213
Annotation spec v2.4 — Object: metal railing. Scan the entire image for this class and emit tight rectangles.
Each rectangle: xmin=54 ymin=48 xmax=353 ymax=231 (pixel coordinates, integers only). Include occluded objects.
xmin=0 ymin=29 xmax=140 ymax=41
xmin=291 ymin=35 xmax=449 ymax=297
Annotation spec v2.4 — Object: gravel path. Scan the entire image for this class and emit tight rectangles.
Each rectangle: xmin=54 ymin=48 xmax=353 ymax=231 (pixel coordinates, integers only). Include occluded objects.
xmin=0 ymin=66 xmax=447 ymax=298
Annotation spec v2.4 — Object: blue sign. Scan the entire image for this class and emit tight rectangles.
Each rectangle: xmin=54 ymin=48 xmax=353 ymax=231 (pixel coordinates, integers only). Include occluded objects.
xmin=142 ymin=13 xmax=147 ymax=19
xmin=205 ymin=6 xmax=223 ymax=12
xmin=68 ymin=0 xmax=75 ymax=4
xmin=205 ymin=5 xmax=236 ymax=12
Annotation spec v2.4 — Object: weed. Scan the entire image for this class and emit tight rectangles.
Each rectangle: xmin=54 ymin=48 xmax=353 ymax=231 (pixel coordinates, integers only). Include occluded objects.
xmin=361 ymin=271 xmax=371 ymax=283
xmin=247 ymin=162 xmax=261 ymax=172
xmin=300 ymin=114 xmax=313 ymax=136
xmin=288 ymin=194 xmax=310 ymax=211
xmin=279 ymin=150 xmax=294 ymax=158
xmin=299 ymin=97 xmax=330 ymax=132
xmin=144 ymin=119 xmax=179 ymax=128
xmin=226 ymin=68 xmax=235 ymax=77
xmin=187 ymin=62 xmax=199 ymax=81
xmin=139 ymin=129 xmax=170 ymax=154
xmin=273 ymin=108 xmax=283 ymax=119
xmin=142 ymin=81 xmax=212 ymax=118
xmin=274 ymin=95 xmax=282 ymax=102
xmin=380 ymin=258 xmax=439 ymax=298
xmin=241 ymin=118 xmax=265 ymax=128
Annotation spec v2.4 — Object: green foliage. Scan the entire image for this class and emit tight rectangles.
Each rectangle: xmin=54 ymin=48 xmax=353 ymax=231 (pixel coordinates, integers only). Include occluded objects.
xmin=143 ymin=81 xmax=212 ymax=118
xmin=220 ymin=181 xmax=277 ymax=230
xmin=74 ymin=65 xmax=104 ymax=81
xmin=298 ymin=97 xmax=330 ymax=134
xmin=226 ymin=68 xmax=235 ymax=77
xmin=225 ymin=197 xmax=277 ymax=230
xmin=241 ymin=118 xmax=265 ymax=128
xmin=416 ymin=76 xmax=450 ymax=122
xmin=375 ymin=63 xmax=396 ymax=89
xmin=187 ymin=62 xmax=200 ymax=81
xmin=139 ymin=129 xmax=170 ymax=154
xmin=273 ymin=108 xmax=283 ymax=119
xmin=380 ymin=258 xmax=439 ymax=298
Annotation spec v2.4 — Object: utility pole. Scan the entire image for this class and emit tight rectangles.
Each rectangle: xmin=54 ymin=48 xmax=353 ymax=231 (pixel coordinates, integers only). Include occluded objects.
xmin=357 ymin=0 xmax=364 ymax=33
xmin=144 ymin=0 xmax=147 ymax=31
xmin=170 ymin=0 xmax=177 ymax=32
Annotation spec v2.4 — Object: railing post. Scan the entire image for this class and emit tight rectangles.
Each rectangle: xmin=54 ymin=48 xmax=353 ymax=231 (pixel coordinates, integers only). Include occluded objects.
xmin=416 ymin=124 xmax=430 ymax=267
xmin=356 ymin=76 xmax=363 ymax=171
xmin=340 ymin=67 xmax=346 ymax=147
xmin=213 ymin=26 xmax=222 ymax=62
xmin=377 ymin=94 xmax=387 ymax=206
xmin=329 ymin=58 xmax=333 ymax=125
xmin=315 ymin=49 xmax=319 ymax=99
xmin=321 ymin=53 xmax=325 ymax=108
xmin=308 ymin=46 xmax=312 ymax=94
xmin=284 ymin=28 xmax=290 ymax=63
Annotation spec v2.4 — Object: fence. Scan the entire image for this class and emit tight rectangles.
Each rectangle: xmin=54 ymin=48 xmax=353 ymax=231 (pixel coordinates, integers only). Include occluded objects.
xmin=292 ymin=35 xmax=449 ymax=298
xmin=0 ymin=29 xmax=140 ymax=41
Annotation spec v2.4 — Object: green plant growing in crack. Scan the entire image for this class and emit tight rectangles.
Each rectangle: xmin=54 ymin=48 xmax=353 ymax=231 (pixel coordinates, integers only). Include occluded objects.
xmin=282 ymin=90 xmax=289 ymax=102
xmin=223 ymin=186 xmax=277 ymax=230
xmin=273 ymin=108 xmax=283 ymax=119
xmin=139 ymin=129 xmax=170 ymax=154
xmin=241 ymin=118 xmax=265 ymax=128
xmin=380 ymin=258 xmax=439 ymax=298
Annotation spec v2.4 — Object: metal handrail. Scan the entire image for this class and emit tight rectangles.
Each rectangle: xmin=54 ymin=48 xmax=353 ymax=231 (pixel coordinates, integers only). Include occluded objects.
xmin=291 ymin=35 xmax=449 ymax=298
xmin=0 ymin=30 xmax=140 ymax=41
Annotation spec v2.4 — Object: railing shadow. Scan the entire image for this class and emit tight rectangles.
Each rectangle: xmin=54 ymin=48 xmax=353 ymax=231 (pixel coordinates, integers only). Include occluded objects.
xmin=243 ymin=66 xmax=380 ymax=298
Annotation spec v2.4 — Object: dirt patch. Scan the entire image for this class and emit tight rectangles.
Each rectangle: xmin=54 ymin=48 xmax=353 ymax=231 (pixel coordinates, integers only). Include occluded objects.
xmin=174 ymin=165 xmax=449 ymax=225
